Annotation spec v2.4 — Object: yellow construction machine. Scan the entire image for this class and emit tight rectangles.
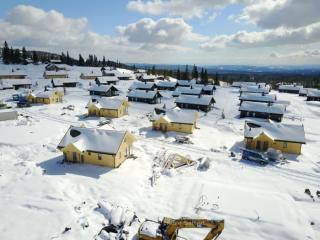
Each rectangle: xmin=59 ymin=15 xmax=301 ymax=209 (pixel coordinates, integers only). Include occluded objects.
xmin=138 ymin=217 xmax=224 ymax=240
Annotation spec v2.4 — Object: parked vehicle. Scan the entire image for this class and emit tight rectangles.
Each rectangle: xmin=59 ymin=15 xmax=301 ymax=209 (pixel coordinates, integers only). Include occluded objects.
xmin=241 ymin=148 xmax=269 ymax=165
xmin=267 ymin=148 xmax=285 ymax=162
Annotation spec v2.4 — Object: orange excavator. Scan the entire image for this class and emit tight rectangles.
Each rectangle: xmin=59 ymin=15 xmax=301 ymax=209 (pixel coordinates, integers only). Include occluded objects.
xmin=138 ymin=217 xmax=224 ymax=240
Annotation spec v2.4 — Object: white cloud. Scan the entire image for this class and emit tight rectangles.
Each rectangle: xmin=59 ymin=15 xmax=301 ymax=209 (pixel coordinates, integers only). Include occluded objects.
xmin=127 ymin=0 xmax=251 ymax=19
xmin=118 ymin=17 xmax=207 ymax=48
xmin=270 ymin=49 xmax=320 ymax=59
xmin=201 ymin=22 xmax=320 ymax=50
xmin=237 ymin=0 xmax=320 ymax=29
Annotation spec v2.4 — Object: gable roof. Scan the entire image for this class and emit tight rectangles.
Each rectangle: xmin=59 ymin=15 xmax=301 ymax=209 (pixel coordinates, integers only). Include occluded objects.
xmin=307 ymin=89 xmax=320 ymax=97
xmin=150 ymin=109 xmax=197 ymax=124
xmin=240 ymin=85 xmax=270 ymax=94
xmin=239 ymin=101 xmax=285 ymax=115
xmin=279 ymin=84 xmax=303 ymax=91
xmin=91 ymin=98 xmax=126 ymax=110
xmin=44 ymin=70 xmax=68 ymax=76
xmin=89 ymin=84 xmax=119 ymax=92
xmin=244 ymin=120 xmax=306 ymax=144
xmin=129 ymin=82 xmax=156 ymax=90
xmin=175 ymin=95 xmax=215 ymax=106
xmin=127 ymin=90 xmax=162 ymax=99
xmin=0 ymin=79 xmax=32 ymax=87
xmin=173 ymin=86 xmax=202 ymax=96
xmin=239 ymin=93 xmax=276 ymax=102
xmin=0 ymin=70 xmax=27 ymax=77
xmin=96 ymin=76 xmax=119 ymax=83
xmin=57 ymin=126 xmax=128 ymax=154
xmin=177 ymin=79 xmax=196 ymax=86
xmin=52 ymin=78 xmax=78 ymax=85
xmin=31 ymin=90 xmax=59 ymax=98
xmin=156 ymin=81 xmax=177 ymax=88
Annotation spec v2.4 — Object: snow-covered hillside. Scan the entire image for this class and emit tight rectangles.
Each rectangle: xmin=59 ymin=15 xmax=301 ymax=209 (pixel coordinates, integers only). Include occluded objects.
xmin=0 ymin=64 xmax=319 ymax=240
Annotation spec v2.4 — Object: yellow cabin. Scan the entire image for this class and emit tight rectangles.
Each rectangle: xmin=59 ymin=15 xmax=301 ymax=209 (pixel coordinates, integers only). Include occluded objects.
xmin=244 ymin=120 xmax=306 ymax=154
xmin=57 ymin=126 xmax=135 ymax=168
xmin=87 ymin=98 xmax=128 ymax=118
xmin=27 ymin=90 xmax=64 ymax=104
xmin=150 ymin=109 xmax=198 ymax=134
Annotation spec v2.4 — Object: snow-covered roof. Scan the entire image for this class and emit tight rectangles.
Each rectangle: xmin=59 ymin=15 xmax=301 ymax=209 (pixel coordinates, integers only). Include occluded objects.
xmin=279 ymin=84 xmax=303 ymax=91
xmin=91 ymin=98 xmax=126 ymax=110
xmin=173 ymin=87 xmax=202 ymax=96
xmin=240 ymin=85 xmax=269 ymax=94
xmin=52 ymin=78 xmax=78 ymax=84
xmin=129 ymin=82 xmax=156 ymax=90
xmin=44 ymin=70 xmax=68 ymax=76
xmin=141 ymin=74 xmax=157 ymax=80
xmin=127 ymin=90 xmax=161 ymax=99
xmin=0 ymin=79 xmax=32 ymax=87
xmin=239 ymin=102 xmax=285 ymax=115
xmin=150 ymin=109 xmax=197 ymax=124
xmin=81 ymin=72 xmax=102 ymax=77
xmin=202 ymin=85 xmax=215 ymax=91
xmin=89 ymin=84 xmax=119 ymax=92
xmin=156 ymin=81 xmax=177 ymax=88
xmin=307 ymin=89 xmax=320 ymax=97
xmin=58 ymin=126 xmax=128 ymax=154
xmin=96 ymin=76 xmax=119 ymax=83
xmin=50 ymin=59 xmax=62 ymax=63
xmin=0 ymin=71 xmax=27 ymax=77
xmin=177 ymin=80 xmax=196 ymax=86
xmin=244 ymin=120 xmax=306 ymax=143
xmin=139 ymin=221 xmax=160 ymax=238
xmin=239 ymin=93 xmax=276 ymax=102
xmin=34 ymin=90 xmax=57 ymax=98
xmin=175 ymin=95 xmax=215 ymax=106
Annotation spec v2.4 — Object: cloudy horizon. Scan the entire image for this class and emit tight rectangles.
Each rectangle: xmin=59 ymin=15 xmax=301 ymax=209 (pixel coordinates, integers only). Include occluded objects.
xmin=1 ymin=0 xmax=320 ymax=65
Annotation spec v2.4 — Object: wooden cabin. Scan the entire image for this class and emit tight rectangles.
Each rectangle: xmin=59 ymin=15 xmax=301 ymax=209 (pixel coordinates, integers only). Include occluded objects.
xmin=278 ymin=84 xmax=303 ymax=94
xmin=139 ymin=74 xmax=157 ymax=82
xmin=87 ymin=98 xmax=129 ymax=118
xmin=177 ymin=79 xmax=196 ymax=87
xmin=175 ymin=95 xmax=215 ymax=112
xmin=44 ymin=71 xmax=69 ymax=79
xmin=239 ymin=102 xmax=285 ymax=122
xmin=27 ymin=90 xmax=64 ymax=104
xmin=80 ymin=72 xmax=102 ymax=80
xmin=45 ymin=64 xmax=69 ymax=71
xmin=95 ymin=76 xmax=119 ymax=85
xmin=57 ymin=126 xmax=135 ymax=168
xmin=156 ymin=81 xmax=177 ymax=91
xmin=0 ymin=79 xmax=32 ymax=90
xmin=0 ymin=71 xmax=27 ymax=79
xmin=127 ymin=90 xmax=162 ymax=104
xmin=201 ymin=85 xmax=215 ymax=95
xmin=244 ymin=120 xmax=306 ymax=154
xmin=150 ymin=109 xmax=198 ymax=134
xmin=51 ymin=78 xmax=78 ymax=88
xmin=88 ymin=84 xmax=120 ymax=97
xmin=307 ymin=90 xmax=320 ymax=101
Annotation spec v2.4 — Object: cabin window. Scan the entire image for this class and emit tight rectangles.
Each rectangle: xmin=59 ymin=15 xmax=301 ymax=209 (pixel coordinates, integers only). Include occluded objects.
xmin=283 ymin=142 xmax=288 ymax=148
xmin=98 ymin=154 xmax=102 ymax=160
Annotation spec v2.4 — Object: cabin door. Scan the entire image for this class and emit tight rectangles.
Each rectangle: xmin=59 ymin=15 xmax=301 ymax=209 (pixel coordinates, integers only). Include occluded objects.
xmin=160 ymin=123 xmax=167 ymax=131
xmin=256 ymin=141 xmax=268 ymax=151
xmin=72 ymin=152 xmax=78 ymax=162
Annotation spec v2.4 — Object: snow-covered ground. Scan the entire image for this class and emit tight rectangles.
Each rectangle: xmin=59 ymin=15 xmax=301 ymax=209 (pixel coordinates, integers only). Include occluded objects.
xmin=0 ymin=64 xmax=319 ymax=240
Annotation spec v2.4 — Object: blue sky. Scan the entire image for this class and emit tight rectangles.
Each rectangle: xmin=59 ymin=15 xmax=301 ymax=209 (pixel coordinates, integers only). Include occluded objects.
xmin=0 ymin=0 xmax=319 ymax=65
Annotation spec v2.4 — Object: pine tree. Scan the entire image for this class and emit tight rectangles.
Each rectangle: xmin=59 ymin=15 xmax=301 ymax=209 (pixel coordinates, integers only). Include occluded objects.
xmin=9 ymin=47 xmax=14 ymax=64
xmin=204 ymin=69 xmax=208 ymax=84
xmin=200 ymin=68 xmax=204 ymax=83
xmin=66 ymin=51 xmax=71 ymax=65
xmin=78 ymin=54 xmax=85 ymax=66
xmin=151 ymin=65 xmax=156 ymax=75
xmin=22 ymin=47 xmax=28 ymax=60
xmin=176 ymin=69 xmax=181 ymax=80
xmin=214 ymin=72 xmax=220 ymax=86
xmin=192 ymin=64 xmax=199 ymax=80
xmin=2 ymin=41 xmax=10 ymax=64
xmin=13 ymin=49 xmax=21 ymax=64
xmin=60 ymin=52 xmax=66 ymax=63
xmin=102 ymin=56 xmax=106 ymax=67
xmin=32 ymin=51 xmax=39 ymax=63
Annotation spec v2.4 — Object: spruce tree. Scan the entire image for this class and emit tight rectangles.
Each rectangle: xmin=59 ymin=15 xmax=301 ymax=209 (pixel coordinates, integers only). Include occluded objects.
xmin=22 ymin=47 xmax=28 ymax=60
xmin=151 ymin=65 xmax=156 ymax=75
xmin=102 ymin=56 xmax=106 ymax=67
xmin=78 ymin=54 xmax=85 ymax=66
xmin=176 ymin=69 xmax=181 ymax=80
xmin=32 ymin=51 xmax=39 ymax=63
xmin=204 ymin=69 xmax=208 ymax=84
xmin=9 ymin=47 xmax=14 ymax=64
xmin=200 ymin=68 xmax=204 ymax=83
xmin=183 ymin=64 xmax=189 ymax=80
xmin=13 ymin=49 xmax=21 ymax=64
xmin=2 ymin=41 xmax=10 ymax=64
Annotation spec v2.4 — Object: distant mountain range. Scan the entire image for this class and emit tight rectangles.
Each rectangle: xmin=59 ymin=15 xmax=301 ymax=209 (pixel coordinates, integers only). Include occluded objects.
xmin=130 ymin=63 xmax=320 ymax=75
